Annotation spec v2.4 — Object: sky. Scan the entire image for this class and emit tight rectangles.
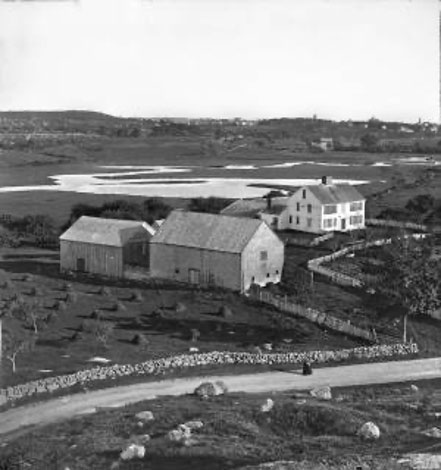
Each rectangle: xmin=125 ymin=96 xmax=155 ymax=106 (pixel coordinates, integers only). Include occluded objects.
xmin=0 ymin=0 xmax=439 ymax=122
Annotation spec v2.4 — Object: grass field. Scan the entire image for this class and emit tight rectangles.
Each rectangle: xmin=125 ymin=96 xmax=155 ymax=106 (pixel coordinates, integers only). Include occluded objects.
xmin=0 ymin=248 xmax=364 ymax=389
xmin=3 ymin=380 xmax=441 ymax=469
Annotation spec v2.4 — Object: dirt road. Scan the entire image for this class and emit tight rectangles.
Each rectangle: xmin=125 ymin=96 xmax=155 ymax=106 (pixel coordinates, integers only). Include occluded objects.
xmin=1 ymin=356 xmax=441 ymax=438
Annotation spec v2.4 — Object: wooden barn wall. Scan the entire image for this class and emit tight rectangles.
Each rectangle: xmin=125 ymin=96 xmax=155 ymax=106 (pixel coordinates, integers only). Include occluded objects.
xmin=150 ymin=244 xmax=242 ymax=291
xmin=242 ymin=224 xmax=285 ymax=291
xmin=60 ymin=241 xmax=123 ymax=277
xmin=123 ymin=241 xmax=149 ymax=267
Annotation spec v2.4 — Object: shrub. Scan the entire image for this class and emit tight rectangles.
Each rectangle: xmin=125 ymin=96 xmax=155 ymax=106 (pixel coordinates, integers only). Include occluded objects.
xmin=28 ymin=286 xmax=41 ymax=297
xmin=131 ymin=333 xmax=149 ymax=348
xmin=219 ymin=305 xmax=233 ymax=318
xmin=175 ymin=302 xmax=186 ymax=313
xmin=66 ymin=292 xmax=78 ymax=303
xmin=190 ymin=328 xmax=200 ymax=342
xmin=131 ymin=291 xmax=143 ymax=302
xmin=56 ymin=300 xmax=67 ymax=311
xmin=90 ymin=309 xmax=103 ymax=320
xmin=113 ymin=301 xmax=127 ymax=312
xmin=100 ymin=287 xmax=112 ymax=296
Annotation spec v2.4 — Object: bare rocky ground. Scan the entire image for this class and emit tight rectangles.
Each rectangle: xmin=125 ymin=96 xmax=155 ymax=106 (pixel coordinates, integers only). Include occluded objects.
xmin=3 ymin=380 xmax=441 ymax=469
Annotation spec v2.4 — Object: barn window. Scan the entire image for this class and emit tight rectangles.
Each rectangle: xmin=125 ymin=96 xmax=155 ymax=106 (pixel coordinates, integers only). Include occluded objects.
xmin=175 ymin=268 xmax=180 ymax=274
xmin=296 ymin=202 xmax=300 ymax=211
xmin=260 ymin=251 xmax=268 ymax=261
xmin=289 ymin=215 xmax=293 ymax=224
xmin=142 ymin=243 xmax=148 ymax=255
xmin=302 ymin=189 xmax=306 ymax=199
xmin=251 ymin=276 xmax=255 ymax=283
xmin=275 ymin=270 xmax=279 ymax=275
xmin=307 ymin=204 xmax=312 ymax=213
xmin=296 ymin=216 xmax=300 ymax=225
xmin=266 ymin=273 xmax=270 ymax=278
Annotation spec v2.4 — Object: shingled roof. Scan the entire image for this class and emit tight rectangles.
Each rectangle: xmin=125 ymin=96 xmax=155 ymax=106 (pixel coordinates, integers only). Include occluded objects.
xmin=150 ymin=210 xmax=267 ymax=253
xmin=60 ymin=216 xmax=155 ymax=247
xmin=307 ymin=183 xmax=365 ymax=205
xmin=221 ymin=197 xmax=289 ymax=218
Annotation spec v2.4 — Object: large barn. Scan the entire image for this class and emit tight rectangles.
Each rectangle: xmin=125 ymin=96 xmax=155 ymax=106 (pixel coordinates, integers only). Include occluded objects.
xmin=150 ymin=210 xmax=285 ymax=292
xmin=59 ymin=216 xmax=155 ymax=278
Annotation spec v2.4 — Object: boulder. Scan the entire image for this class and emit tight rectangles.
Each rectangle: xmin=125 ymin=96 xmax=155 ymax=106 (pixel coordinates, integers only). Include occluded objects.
xmin=183 ymin=420 xmax=204 ymax=430
xmin=120 ymin=444 xmax=145 ymax=460
xmin=189 ymin=347 xmax=199 ymax=353
xmin=135 ymin=411 xmax=154 ymax=423
xmin=168 ymin=425 xmax=191 ymax=443
xmin=421 ymin=427 xmax=441 ymax=438
xmin=310 ymin=386 xmax=332 ymax=401
xmin=194 ymin=381 xmax=227 ymax=399
xmin=263 ymin=343 xmax=273 ymax=351
xmin=357 ymin=422 xmax=380 ymax=440
xmin=260 ymin=398 xmax=274 ymax=413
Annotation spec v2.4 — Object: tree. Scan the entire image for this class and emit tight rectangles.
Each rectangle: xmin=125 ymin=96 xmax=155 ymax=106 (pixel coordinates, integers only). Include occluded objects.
xmin=2 ymin=329 xmax=35 ymax=373
xmin=360 ymin=133 xmax=379 ymax=152
xmin=381 ymin=235 xmax=441 ymax=342
xmin=7 ymin=297 xmax=49 ymax=335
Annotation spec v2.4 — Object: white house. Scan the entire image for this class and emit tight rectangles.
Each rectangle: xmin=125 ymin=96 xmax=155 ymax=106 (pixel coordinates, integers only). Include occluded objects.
xmin=221 ymin=176 xmax=365 ymax=234
xmin=285 ymin=176 xmax=365 ymax=234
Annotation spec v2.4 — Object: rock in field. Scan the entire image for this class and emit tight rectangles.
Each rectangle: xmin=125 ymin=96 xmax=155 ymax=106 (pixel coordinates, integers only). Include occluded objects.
xmin=260 ymin=398 xmax=274 ymax=413
xmin=183 ymin=420 xmax=204 ymax=430
xmin=421 ymin=427 xmax=441 ymax=438
xmin=194 ymin=380 xmax=228 ymax=399
xmin=310 ymin=386 xmax=332 ymax=401
xmin=135 ymin=410 xmax=154 ymax=423
xmin=357 ymin=421 xmax=380 ymax=440
xmin=120 ymin=444 xmax=145 ymax=460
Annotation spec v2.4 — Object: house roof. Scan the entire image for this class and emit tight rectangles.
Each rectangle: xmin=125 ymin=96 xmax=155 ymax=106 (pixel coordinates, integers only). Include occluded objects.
xmin=150 ymin=210 xmax=267 ymax=253
xmin=221 ymin=197 xmax=289 ymax=218
xmin=305 ymin=183 xmax=365 ymax=205
xmin=60 ymin=216 xmax=155 ymax=247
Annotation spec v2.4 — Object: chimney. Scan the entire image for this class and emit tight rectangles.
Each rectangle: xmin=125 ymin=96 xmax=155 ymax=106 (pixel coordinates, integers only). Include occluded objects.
xmin=321 ymin=176 xmax=333 ymax=185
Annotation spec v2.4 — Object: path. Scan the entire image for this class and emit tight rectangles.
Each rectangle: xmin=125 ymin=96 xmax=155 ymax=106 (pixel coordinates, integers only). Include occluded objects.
xmin=1 ymin=356 xmax=441 ymax=439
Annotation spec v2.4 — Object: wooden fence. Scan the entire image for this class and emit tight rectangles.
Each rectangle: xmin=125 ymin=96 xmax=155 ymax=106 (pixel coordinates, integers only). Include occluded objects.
xmin=366 ymin=218 xmax=428 ymax=231
xmin=249 ymin=289 xmax=377 ymax=343
xmin=307 ymin=233 xmax=427 ymax=288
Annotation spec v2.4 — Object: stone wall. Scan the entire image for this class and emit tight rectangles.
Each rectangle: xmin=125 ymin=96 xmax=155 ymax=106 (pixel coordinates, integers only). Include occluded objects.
xmin=0 ymin=343 xmax=418 ymax=404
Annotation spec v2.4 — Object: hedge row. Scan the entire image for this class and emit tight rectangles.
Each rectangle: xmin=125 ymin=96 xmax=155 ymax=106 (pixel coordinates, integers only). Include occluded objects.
xmin=0 ymin=343 xmax=419 ymax=403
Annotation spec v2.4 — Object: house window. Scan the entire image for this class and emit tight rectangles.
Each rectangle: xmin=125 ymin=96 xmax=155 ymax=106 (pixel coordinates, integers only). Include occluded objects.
xmin=307 ymin=218 xmax=312 ymax=228
xmin=323 ymin=218 xmax=334 ymax=228
xmin=350 ymin=215 xmax=363 ymax=225
xmin=266 ymin=273 xmax=270 ymax=277
xmin=175 ymin=268 xmax=180 ymax=274
xmin=296 ymin=202 xmax=300 ymax=211
xmin=302 ymin=189 xmax=306 ymax=199
xmin=296 ymin=216 xmax=300 ymax=225
xmin=260 ymin=251 xmax=268 ymax=261
xmin=275 ymin=270 xmax=279 ymax=275
xmin=324 ymin=204 xmax=337 ymax=214
xmin=307 ymin=204 xmax=312 ymax=213
xmin=289 ymin=215 xmax=293 ymax=224
xmin=350 ymin=201 xmax=363 ymax=212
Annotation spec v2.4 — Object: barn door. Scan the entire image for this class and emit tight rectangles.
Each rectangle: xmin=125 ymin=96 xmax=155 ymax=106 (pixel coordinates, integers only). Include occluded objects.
xmin=188 ymin=269 xmax=200 ymax=285
xmin=76 ymin=258 xmax=86 ymax=272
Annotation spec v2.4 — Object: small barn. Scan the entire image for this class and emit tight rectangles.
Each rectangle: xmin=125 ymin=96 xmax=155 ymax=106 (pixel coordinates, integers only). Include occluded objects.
xmin=150 ymin=210 xmax=285 ymax=292
xmin=59 ymin=216 xmax=155 ymax=278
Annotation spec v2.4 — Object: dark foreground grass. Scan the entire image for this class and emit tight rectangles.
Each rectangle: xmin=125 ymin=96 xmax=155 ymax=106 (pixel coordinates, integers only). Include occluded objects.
xmin=2 ymin=381 xmax=438 ymax=470
xmin=0 ymin=254 xmax=364 ymax=389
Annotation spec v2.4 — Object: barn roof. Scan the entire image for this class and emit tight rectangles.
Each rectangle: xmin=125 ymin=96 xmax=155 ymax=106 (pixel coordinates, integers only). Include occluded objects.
xmin=306 ymin=184 xmax=365 ymax=205
xmin=150 ymin=210 xmax=268 ymax=253
xmin=221 ymin=197 xmax=288 ymax=218
xmin=60 ymin=216 xmax=155 ymax=247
